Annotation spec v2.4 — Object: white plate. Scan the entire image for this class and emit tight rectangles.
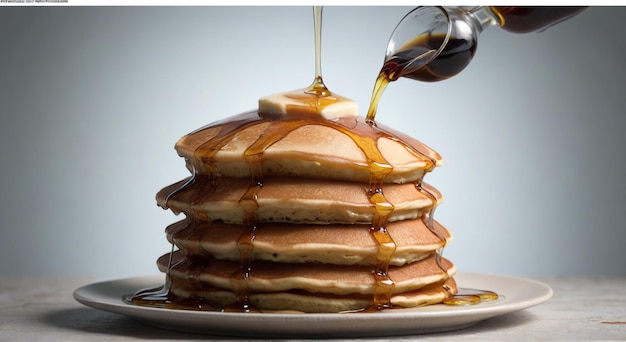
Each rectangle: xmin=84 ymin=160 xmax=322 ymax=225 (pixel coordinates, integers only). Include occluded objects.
xmin=74 ymin=272 xmax=552 ymax=338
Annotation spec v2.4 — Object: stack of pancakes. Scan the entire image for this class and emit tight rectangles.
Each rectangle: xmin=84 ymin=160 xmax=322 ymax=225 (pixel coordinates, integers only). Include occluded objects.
xmin=153 ymin=93 xmax=457 ymax=313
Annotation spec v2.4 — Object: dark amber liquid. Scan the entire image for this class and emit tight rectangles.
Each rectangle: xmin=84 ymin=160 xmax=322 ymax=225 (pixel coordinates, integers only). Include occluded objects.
xmin=492 ymin=6 xmax=587 ymax=33
xmin=393 ymin=34 xmax=476 ymax=83
xmin=444 ymin=288 xmax=499 ymax=305
xmin=366 ymin=34 xmax=475 ymax=122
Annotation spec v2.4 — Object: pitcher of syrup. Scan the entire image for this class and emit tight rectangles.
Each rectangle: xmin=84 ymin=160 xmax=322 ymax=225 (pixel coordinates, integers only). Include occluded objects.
xmin=366 ymin=6 xmax=586 ymax=122
xmin=385 ymin=6 xmax=587 ymax=82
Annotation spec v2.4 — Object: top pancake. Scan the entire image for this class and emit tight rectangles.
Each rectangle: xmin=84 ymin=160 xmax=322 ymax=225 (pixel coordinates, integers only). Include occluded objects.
xmin=175 ymin=111 xmax=443 ymax=183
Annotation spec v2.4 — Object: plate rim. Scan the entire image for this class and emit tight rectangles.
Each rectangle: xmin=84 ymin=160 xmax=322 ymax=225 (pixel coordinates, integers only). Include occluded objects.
xmin=73 ymin=272 xmax=553 ymax=337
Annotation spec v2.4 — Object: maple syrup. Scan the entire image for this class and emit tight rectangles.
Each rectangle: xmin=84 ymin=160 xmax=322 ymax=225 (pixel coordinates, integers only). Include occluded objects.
xmin=366 ymin=34 xmax=475 ymax=123
xmin=366 ymin=6 xmax=586 ymax=123
xmin=492 ymin=6 xmax=587 ymax=34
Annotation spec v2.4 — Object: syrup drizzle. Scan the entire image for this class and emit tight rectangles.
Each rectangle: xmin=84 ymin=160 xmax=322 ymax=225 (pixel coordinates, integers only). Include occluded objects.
xmin=305 ymin=6 xmax=331 ymax=97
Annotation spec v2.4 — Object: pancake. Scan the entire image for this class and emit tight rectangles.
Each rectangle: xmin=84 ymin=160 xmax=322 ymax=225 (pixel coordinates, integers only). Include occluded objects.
xmin=158 ymin=176 xmax=442 ymax=225
xmin=166 ymin=278 xmax=456 ymax=313
xmin=175 ymin=111 xmax=442 ymax=183
xmin=158 ymin=251 xmax=457 ymax=313
xmin=166 ymin=218 xmax=452 ymax=266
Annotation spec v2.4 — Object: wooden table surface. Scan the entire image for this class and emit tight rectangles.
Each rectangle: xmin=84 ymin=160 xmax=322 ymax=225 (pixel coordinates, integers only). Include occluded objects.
xmin=1 ymin=275 xmax=625 ymax=340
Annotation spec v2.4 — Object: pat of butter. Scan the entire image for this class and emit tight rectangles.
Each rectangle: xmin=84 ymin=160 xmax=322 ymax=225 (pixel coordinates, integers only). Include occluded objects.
xmin=259 ymin=88 xmax=358 ymax=120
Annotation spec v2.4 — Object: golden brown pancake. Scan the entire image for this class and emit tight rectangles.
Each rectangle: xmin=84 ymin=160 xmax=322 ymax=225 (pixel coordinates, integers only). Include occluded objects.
xmin=158 ymin=176 xmax=442 ymax=225
xmin=166 ymin=218 xmax=451 ymax=266
xmin=158 ymin=251 xmax=457 ymax=313
xmin=174 ymin=111 xmax=443 ymax=183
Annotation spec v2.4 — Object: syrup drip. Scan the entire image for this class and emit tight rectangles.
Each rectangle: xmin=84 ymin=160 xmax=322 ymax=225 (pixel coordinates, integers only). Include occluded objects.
xmin=444 ymin=288 xmax=499 ymax=305
xmin=230 ymin=172 xmax=261 ymax=312
xmin=417 ymin=182 xmax=454 ymax=297
xmin=368 ymin=189 xmax=396 ymax=309
xmin=125 ymin=244 xmax=176 ymax=306
xmin=227 ymin=225 xmax=258 ymax=312
xmin=162 ymin=158 xmax=197 ymax=213
xmin=127 ymin=219 xmax=190 ymax=307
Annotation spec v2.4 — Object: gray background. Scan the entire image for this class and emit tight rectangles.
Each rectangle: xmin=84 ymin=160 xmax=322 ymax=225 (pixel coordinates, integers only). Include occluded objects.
xmin=1 ymin=6 xmax=625 ymax=278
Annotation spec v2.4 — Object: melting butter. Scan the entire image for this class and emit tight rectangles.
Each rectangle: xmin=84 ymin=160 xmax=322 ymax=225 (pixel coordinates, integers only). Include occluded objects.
xmin=258 ymin=88 xmax=358 ymax=120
